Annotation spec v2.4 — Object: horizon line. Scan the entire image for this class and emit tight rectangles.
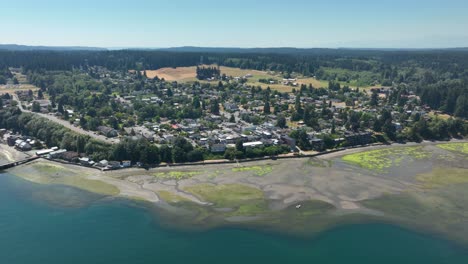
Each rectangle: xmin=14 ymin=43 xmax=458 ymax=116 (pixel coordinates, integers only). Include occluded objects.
xmin=1 ymin=43 xmax=468 ymax=51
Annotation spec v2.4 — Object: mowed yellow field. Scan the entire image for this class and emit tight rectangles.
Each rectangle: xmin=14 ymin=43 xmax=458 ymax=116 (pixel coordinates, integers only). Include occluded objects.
xmin=142 ymin=65 xmax=326 ymax=92
xmin=0 ymin=84 xmax=40 ymax=94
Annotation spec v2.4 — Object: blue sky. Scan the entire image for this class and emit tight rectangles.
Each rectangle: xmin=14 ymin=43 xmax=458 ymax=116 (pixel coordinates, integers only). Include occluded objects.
xmin=1 ymin=0 xmax=467 ymax=48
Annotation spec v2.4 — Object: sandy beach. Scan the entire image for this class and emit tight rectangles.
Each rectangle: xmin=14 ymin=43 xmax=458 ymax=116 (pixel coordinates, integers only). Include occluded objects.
xmin=0 ymin=144 xmax=30 ymax=164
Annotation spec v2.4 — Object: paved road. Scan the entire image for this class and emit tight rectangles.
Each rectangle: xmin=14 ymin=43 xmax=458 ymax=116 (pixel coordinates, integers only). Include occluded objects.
xmin=13 ymin=95 xmax=120 ymax=144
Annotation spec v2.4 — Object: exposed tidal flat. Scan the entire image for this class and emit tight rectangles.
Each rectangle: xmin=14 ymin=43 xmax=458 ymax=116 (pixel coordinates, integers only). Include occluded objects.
xmin=4 ymin=141 xmax=468 ymax=251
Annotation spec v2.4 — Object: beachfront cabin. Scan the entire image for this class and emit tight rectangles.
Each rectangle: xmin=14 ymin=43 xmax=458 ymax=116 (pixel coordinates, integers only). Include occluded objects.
xmin=7 ymin=136 xmax=19 ymax=146
xmin=122 ymin=160 xmax=131 ymax=168
xmin=36 ymin=149 xmax=55 ymax=156
xmin=310 ymin=138 xmax=325 ymax=151
xmin=79 ymin=157 xmax=94 ymax=166
xmin=49 ymin=149 xmax=67 ymax=159
xmin=97 ymin=160 xmax=109 ymax=168
xmin=16 ymin=141 xmax=32 ymax=151
xmin=107 ymin=161 xmax=121 ymax=169
xmin=58 ymin=151 xmax=79 ymax=162
xmin=281 ymin=135 xmax=297 ymax=152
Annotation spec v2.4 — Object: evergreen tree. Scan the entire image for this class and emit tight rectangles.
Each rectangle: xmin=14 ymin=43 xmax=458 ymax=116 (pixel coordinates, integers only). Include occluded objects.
xmin=57 ymin=102 xmax=64 ymax=114
xmin=454 ymin=94 xmax=467 ymax=118
xmin=276 ymin=115 xmax=287 ymax=128
xmin=263 ymin=101 xmax=271 ymax=114
xmin=210 ymin=99 xmax=220 ymax=115
xmin=32 ymin=101 xmax=41 ymax=112
xmin=370 ymin=89 xmax=378 ymax=106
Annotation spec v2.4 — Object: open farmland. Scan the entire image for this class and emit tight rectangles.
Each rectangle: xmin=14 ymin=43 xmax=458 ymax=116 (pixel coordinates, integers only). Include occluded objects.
xmin=143 ymin=65 xmax=327 ymax=92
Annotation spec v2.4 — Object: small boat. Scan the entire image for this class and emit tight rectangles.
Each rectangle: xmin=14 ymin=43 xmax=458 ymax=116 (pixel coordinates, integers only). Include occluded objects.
xmin=296 ymin=204 xmax=301 ymax=209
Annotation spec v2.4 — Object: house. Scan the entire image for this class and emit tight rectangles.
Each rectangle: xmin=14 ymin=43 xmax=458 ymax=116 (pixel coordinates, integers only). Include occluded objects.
xmin=243 ymin=141 xmax=263 ymax=148
xmin=211 ymin=143 xmax=226 ymax=153
xmin=310 ymin=138 xmax=325 ymax=151
xmin=7 ymin=135 xmax=19 ymax=146
xmin=107 ymin=161 xmax=121 ymax=169
xmin=58 ymin=151 xmax=80 ymax=162
xmin=16 ymin=141 xmax=32 ymax=151
xmin=344 ymin=131 xmax=372 ymax=146
xmin=33 ymin=100 xmax=51 ymax=108
xmin=281 ymin=135 xmax=296 ymax=151
xmin=98 ymin=126 xmax=118 ymax=138
xmin=122 ymin=160 xmax=131 ymax=168
xmin=36 ymin=149 xmax=55 ymax=156
xmin=97 ymin=159 xmax=109 ymax=168
xmin=79 ymin=157 xmax=94 ymax=166
xmin=49 ymin=149 xmax=67 ymax=159
xmin=223 ymin=102 xmax=239 ymax=112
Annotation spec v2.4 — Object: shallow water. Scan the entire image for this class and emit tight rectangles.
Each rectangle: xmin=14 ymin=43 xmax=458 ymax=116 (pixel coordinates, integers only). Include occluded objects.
xmin=0 ymin=173 xmax=467 ymax=264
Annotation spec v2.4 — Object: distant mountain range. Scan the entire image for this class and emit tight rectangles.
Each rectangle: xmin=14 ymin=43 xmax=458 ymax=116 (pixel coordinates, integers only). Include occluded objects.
xmin=0 ymin=44 xmax=107 ymax=51
xmin=1 ymin=44 xmax=467 ymax=53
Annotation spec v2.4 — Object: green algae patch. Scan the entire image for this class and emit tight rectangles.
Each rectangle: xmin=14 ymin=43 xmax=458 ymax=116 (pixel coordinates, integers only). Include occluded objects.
xmin=10 ymin=162 xmax=119 ymax=196
xmin=342 ymin=146 xmax=431 ymax=172
xmin=153 ymin=171 xmax=201 ymax=180
xmin=361 ymin=183 xmax=468 ymax=236
xmin=416 ymin=168 xmax=468 ymax=188
xmin=437 ymin=142 xmax=468 ymax=155
xmin=305 ymin=158 xmax=332 ymax=168
xmin=157 ymin=190 xmax=190 ymax=203
xmin=184 ymin=183 xmax=268 ymax=216
xmin=58 ymin=177 xmax=119 ymax=196
xmin=232 ymin=165 xmax=272 ymax=176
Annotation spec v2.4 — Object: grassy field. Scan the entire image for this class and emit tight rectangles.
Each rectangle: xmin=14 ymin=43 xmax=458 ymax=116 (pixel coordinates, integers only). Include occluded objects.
xmin=321 ymin=67 xmax=379 ymax=89
xmin=143 ymin=65 xmax=327 ymax=92
xmin=0 ymin=71 xmax=40 ymax=94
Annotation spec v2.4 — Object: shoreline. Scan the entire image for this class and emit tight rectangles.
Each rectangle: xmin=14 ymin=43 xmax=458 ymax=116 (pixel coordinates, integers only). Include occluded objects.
xmin=3 ymin=140 xmax=468 ymax=247
xmin=3 ymin=139 xmax=467 ymax=208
